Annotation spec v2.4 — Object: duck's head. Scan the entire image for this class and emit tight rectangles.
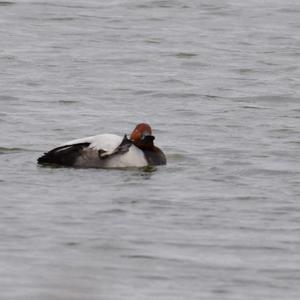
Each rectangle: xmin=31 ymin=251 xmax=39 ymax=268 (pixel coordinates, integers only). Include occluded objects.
xmin=130 ymin=123 xmax=155 ymax=149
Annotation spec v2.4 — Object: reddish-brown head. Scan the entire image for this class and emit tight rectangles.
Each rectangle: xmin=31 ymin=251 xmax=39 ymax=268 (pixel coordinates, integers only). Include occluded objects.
xmin=130 ymin=123 xmax=153 ymax=142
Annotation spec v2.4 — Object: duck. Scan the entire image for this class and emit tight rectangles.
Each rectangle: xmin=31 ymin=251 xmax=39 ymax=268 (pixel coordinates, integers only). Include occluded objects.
xmin=37 ymin=123 xmax=166 ymax=168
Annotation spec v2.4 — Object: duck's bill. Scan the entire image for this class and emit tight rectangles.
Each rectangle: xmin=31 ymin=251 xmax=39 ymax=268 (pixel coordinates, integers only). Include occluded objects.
xmin=142 ymin=135 xmax=155 ymax=142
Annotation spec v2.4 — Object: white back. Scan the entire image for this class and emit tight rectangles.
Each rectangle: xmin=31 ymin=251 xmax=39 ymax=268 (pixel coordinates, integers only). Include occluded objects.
xmin=63 ymin=134 xmax=123 ymax=152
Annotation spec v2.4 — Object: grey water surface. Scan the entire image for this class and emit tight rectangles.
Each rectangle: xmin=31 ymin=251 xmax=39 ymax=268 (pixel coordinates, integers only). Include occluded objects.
xmin=1 ymin=0 xmax=300 ymax=299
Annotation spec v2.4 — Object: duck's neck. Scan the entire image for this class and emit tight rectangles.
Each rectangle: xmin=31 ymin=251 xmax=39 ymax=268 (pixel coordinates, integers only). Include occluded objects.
xmin=133 ymin=136 xmax=155 ymax=151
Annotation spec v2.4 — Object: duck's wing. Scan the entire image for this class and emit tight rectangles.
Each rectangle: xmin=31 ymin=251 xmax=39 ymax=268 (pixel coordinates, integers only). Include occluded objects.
xmin=99 ymin=135 xmax=132 ymax=159
xmin=37 ymin=142 xmax=91 ymax=166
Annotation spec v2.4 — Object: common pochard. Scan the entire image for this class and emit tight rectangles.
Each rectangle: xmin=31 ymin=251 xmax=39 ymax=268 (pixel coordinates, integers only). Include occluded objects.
xmin=37 ymin=123 xmax=166 ymax=168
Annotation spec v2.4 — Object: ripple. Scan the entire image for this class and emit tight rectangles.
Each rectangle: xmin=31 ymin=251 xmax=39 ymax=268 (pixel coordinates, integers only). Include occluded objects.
xmin=149 ymin=0 xmax=176 ymax=8
xmin=288 ymin=141 xmax=300 ymax=144
xmin=175 ymin=52 xmax=198 ymax=58
xmin=0 ymin=55 xmax=17 ymax=61
xmin=144 ymin=38 xmax=161 ymax=44
xmin=122 ymin=254 xmax=157 ymax=260
xmin=0 ymin=95 xmax=19 ymax=101
xmin=0 ymin=147 xmax=28 ymax=154
xmin=138 ymin=274 xmax=170 ymax=281
xmin=63 ymin=241 xmax=80 ymax=247
xmin=0 ymin=1 xmax=15 ymax=6
xmin=241 ymin=105 xmax=269 ymax=110
xmin=45 ymin=17 xmax=76 ymax=22
xmin=151 ymin=91 xmax=199 ymax=99
xmin=242 ymin=167 xmax=298 ymax=177
xmin=94 ymin=208 xmax=127 ymax=215
xmin=235 ymin=95 xmax=299 ymax=104
xmin=31 ymin=2 xmax=92 ymax=9
xmin=58 ymin=100 xmax=80 ymax=105
xmin=269 ymin=128 xmax=299 ymax=135
xmin=233 ymin=196 xmax=268 ymax=201
xmin=172 ymin=108 xmax=200 ymax=116
xmin=236 ymin=68 xmax=257 ymax=74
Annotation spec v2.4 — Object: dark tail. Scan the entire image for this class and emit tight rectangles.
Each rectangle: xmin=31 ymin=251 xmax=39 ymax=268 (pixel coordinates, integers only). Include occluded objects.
xmin=37 ymin=143 xmax=90 ymax=166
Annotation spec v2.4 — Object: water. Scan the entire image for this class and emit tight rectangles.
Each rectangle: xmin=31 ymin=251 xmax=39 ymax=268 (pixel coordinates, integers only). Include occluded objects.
xmin=1 ymin=0 xmax=300 ymax=299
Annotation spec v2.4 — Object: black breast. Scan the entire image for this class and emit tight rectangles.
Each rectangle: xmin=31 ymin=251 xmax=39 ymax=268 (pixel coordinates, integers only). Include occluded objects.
xmin=143 ymin=147 xmax=167 ymax=166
